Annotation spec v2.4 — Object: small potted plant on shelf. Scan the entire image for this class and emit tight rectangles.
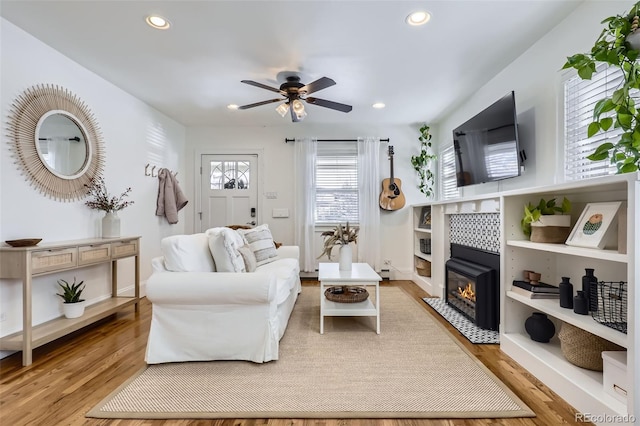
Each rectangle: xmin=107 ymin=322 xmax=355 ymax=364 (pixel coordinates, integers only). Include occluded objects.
xmin=521 ymin=197 xmax=571 ymax=243
xmin=56 ymin=277 xmax=86 ymax=319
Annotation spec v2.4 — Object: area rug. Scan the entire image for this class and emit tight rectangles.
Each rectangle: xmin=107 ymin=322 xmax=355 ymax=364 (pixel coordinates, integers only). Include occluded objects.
xmin=422 ymin=297 xmax=500 ymax=344
xmin=87 ymin=287 xmax=531 ymax=419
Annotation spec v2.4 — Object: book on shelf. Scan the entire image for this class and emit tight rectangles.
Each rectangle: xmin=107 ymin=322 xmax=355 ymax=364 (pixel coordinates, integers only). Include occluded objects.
xmin=510 ymin=285 xmax=560 ymax=299
xmin=512 ymin=280 xmax=559 ymax=293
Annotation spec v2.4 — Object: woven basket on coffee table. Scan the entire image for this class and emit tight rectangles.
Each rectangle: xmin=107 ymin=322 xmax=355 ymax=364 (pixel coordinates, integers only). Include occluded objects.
xmin=324 ymin=286 xmax=369 ymax=303
xmin=557 ymin=322 xmax=624 ymax=371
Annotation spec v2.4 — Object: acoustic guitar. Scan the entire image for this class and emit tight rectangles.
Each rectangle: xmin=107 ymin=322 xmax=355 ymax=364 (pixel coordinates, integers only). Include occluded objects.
xmin=379 ymin=146 xmax=406 ymax=211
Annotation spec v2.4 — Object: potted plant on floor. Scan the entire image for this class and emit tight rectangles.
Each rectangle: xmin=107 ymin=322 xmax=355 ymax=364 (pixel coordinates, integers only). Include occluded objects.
xmin=57 ymin=277 xmax=86 ymax=319
xmin=521 ymin=197 xmax=571 ymax=243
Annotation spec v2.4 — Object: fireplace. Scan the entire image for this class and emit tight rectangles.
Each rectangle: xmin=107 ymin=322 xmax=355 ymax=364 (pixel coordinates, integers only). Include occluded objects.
xmin=445 ymin=244 xmax=499 ymax=331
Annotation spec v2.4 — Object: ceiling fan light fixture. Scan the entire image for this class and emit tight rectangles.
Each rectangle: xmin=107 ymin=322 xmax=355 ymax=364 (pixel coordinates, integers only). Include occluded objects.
xmin=146 ymin=15 xmax=171 ymax=29
xmin=227 ymin=104 xmax=239 ymax=110
xmin=406 ymin=11 xmax=431 ymax=26
xmin=275 ymin=103 xmax=290 ymax=117
xmin=292 ymin=99 xmax=306 ymax=119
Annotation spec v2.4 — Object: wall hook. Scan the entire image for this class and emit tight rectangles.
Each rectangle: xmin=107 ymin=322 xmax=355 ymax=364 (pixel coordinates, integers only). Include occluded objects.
xmin=151 ymin=165 xmax=157 ymax=177
xmin=144 ymin=163 xmax=151 ymax=176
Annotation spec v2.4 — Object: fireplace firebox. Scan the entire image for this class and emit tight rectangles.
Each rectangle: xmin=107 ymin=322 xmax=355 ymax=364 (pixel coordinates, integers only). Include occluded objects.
xmin=445 ymin=244 xmax=499 ymax=331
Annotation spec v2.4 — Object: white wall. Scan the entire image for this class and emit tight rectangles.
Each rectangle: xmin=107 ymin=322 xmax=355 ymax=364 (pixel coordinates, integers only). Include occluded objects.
xmin=0 ymin=19 xmax=187 ymax=348
xmin=186 ymin=123 xmax=435 ymax=276
xmin=433 ymin=1 xmax=635 ymax=200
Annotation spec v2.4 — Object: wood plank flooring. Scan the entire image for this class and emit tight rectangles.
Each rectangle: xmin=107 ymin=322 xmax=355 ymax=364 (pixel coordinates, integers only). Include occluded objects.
xmin=0 ymin=280 xmax=588 ymax=425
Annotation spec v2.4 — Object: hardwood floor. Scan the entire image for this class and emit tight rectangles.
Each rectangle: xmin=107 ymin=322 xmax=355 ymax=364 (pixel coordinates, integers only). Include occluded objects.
xmin=0 ymin=280 xmax=588 ymax=425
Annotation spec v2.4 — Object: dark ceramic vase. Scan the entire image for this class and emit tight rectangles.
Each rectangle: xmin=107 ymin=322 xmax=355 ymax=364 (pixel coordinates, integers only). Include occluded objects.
xmin=573 ymin=291 xmax=589 ymax=315
xmin=582 ymin=268 xmax=598 ymax=312
xmin=559 ymin=277 xmax=573 ymax=309
xmin=525 ymin=312 xmax=556 ymax=343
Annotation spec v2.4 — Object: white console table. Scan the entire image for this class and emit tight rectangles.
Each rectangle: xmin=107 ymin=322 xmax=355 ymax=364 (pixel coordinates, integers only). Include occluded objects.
xmin=0 ymin=236 xmax=140 ymax=366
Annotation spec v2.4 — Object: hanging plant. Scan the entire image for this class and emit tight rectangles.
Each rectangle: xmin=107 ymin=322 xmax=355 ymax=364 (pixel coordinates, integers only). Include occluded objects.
xmin=562 ymin=1 xmax=640 ymax=173
xmin=410 ymin=124 xmax=437 ymax=197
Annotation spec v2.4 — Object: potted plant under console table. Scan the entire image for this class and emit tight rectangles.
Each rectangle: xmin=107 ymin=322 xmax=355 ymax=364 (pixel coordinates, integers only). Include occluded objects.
xmin=0 ymin=236 xmax=140 ymax=366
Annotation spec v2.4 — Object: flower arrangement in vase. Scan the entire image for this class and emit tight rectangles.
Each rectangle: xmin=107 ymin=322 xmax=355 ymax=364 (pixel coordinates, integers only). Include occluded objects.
xmin=84 ymin=176 xmax=134 ymax=238
xmin=318 ymin=222 xmax=358 ymax=258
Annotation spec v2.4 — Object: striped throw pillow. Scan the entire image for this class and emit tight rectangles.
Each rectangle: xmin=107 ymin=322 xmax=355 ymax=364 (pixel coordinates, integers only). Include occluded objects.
xmin=237 ymin=224 xmax=278 ymax=266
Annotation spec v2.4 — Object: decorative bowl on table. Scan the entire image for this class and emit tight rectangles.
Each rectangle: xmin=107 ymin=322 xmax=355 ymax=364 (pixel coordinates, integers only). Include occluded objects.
xmin=4 ymin=238 xmax=42 ymax=247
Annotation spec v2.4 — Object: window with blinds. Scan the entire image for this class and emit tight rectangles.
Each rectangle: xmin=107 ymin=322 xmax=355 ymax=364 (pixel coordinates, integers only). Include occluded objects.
xmin=440 ymin=145 xmax=459 ymax=199
xmin=564 ymin=64 xmax=625 ymax=180
xmin=315 ymin=142 xmax=359 ymax=224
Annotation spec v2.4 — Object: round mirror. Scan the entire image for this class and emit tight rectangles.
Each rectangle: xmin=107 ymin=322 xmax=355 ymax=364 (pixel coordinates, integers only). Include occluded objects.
xmin=7 ymin=84 xmax=104 ymax=201
xmin=36 ymin=111 xmax=90 ymax=179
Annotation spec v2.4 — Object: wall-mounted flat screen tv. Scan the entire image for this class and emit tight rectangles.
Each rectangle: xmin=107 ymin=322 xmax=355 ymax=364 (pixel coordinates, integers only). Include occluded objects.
xmin=452 ymin=91 xmax=521 ymax=187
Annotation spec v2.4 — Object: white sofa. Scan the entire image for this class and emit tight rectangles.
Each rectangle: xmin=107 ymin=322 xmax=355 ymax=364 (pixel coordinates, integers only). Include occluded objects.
xmin=144 ymin=226 xmax=301 ymax=364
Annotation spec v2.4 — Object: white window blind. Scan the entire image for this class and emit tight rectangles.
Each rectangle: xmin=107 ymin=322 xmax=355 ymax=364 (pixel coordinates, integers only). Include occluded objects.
xmin=440 ymin=145 xmax=459 ymax=199
xmin=564 ymin=64 xmax=625 ymax=180
xmin=315 ymin=142 xmax=359 ymax=223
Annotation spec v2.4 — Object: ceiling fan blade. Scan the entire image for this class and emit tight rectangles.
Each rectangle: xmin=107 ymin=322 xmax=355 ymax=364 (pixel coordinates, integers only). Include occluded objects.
xmin=241 ymin=80 xmax=285 ymax=95
xmin=305 ymin=97 xmax=352 ymax=113
xmin=299 ymin=77 xmax=336 ymax=95
xmin=237 ymin=98 xmax=283 ymax=110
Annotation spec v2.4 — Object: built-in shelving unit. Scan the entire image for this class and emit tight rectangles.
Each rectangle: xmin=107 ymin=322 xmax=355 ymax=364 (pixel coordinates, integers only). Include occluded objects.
xmin=412 ymin=204 xmax=435 ymax=295
xmin=415 ymin=173 xmax=638 ymax=423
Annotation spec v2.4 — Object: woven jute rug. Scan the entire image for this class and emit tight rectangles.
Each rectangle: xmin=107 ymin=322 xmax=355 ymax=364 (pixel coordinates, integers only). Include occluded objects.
xmin=87 ymin=286 xmax=534 ymax=419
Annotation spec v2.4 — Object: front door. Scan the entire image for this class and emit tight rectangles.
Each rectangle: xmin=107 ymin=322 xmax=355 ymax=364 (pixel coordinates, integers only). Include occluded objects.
xmin=200 ymin=154 xmax=258 ymax=231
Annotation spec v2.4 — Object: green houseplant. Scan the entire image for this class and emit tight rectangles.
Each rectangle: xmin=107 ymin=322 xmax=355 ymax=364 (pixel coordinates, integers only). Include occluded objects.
xmin=521 ymin=197 xmax=571 ymax=243
xmin=56 ymin=277 xmax=86 ymax=319
xmin=562 ymin=1 xmax=640 ymax=173
xmin=410 ymin=124 xmax=437 ymax=198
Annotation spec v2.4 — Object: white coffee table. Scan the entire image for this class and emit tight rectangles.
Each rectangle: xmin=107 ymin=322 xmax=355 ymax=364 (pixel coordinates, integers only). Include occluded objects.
xmin=318 ymin=262 xmax=382 ymax=334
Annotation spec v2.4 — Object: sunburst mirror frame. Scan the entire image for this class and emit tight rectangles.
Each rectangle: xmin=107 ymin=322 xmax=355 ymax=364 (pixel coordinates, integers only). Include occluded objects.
xmin=7 ymin=84 xmax=105 ymax=201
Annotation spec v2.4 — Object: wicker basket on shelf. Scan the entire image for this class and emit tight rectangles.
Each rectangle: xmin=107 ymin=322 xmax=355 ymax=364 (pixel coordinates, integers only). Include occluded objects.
xmin=557 ymin=322 xmax=624 ymax=371
xmin=415 ymin=256 xmax=431 ymax=277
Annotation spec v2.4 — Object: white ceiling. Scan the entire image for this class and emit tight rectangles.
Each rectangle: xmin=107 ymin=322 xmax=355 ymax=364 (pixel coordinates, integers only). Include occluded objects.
xmin=1 ymin=0 xmax=583 ymax=127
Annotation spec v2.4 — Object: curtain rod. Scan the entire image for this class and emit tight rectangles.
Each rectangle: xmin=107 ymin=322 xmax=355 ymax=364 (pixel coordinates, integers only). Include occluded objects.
xmin=284 ymin=138 xmax=389 ymax=143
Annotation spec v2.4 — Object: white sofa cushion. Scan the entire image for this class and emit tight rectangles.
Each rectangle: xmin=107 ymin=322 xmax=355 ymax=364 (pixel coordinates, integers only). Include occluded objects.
xmin=161 ymin=233 xmax=216 ymax=272
xmin=237 ymin=224 xmax=278 ymax=266
xmin=207 ymin=227 xmax=246 ymax=272
xmin=256 ymin=258 xmax=299 ymax=304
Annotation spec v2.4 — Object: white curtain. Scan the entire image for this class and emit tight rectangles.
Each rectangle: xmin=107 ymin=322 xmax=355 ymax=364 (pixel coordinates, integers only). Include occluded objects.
xmin=357 ymin=137 xmax=382 ymax=271
xmin=293 ymin=138 xmax=317 ymax=272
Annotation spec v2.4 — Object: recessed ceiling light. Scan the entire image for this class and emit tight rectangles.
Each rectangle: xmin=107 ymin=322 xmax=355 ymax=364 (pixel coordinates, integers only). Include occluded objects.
xmin=227 ymin=104 xmax=239 ymax=110
xmin=146 ymin=15 xmax=171 ymax=30
xmin=406 ymin=11 xmax=431 ymax=26
xmin=372 ymin=102 xmax=386 ymax=109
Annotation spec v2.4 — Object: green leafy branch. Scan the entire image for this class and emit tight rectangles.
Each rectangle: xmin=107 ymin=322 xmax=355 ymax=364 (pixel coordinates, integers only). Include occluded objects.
xmin=410 ymin=124 xmax=437 ymax=198
xmin=562 ymin=1 xmax=640 ymax=173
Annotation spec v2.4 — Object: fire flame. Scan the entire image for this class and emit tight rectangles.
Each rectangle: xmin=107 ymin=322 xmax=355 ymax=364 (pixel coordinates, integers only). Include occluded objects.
xmin=457 ymin=282 xmax=476 ymax=302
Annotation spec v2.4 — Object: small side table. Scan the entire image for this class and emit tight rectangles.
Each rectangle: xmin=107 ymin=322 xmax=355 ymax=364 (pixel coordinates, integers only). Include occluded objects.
xmin=318 ymin=262 xmax=382 ymax=334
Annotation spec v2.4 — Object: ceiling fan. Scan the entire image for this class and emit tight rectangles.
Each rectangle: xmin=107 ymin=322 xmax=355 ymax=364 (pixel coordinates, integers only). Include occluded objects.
xmin=238 ymin=76 xmax=352 ymax=122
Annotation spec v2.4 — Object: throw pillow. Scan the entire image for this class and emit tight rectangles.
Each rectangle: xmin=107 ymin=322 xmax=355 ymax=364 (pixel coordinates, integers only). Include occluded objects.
xmin=207 ymin=227 xmax=246 ymax=272
xmin=237 ymin=245 xmax=257 ymax=272
xmin=237 ymin=224 xmax=278 ymax=266
xmin=161 ymin=233 xmax=216 ymax=272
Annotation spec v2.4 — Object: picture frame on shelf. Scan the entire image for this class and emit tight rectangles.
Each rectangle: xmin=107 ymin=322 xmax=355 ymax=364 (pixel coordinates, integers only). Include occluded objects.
xmin=418 ymin=206 xmax=431 ymax=229
xmin=565 ymin=201 xmax=622 ymax=249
